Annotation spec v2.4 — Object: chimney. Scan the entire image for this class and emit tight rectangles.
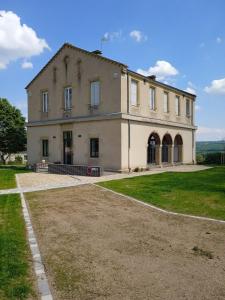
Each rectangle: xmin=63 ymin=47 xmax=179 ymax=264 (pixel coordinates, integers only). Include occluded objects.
xmin=92 ymin=50 xmax=102 ymax=55
xmin=148 ymin=75 xmax=156 ymax=80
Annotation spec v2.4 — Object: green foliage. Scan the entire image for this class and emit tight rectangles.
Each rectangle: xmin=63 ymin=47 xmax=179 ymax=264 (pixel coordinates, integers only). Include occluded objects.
xmin=204 ymin=152 xmax=224 ymax=164
xmin=98 ymin=167 xmax=225 ymax=220
xmin=197 ymin=152 xmax=225 ymax=165
xmin=15 ymin=155 xmax=23 ymax=163
xmin=0 ymin=194 xmax=34 ymax=299
xmin=196 ymin=153 xmax=204 ymax=164
xmin=0 ymin=98 xmax=26 ymax=164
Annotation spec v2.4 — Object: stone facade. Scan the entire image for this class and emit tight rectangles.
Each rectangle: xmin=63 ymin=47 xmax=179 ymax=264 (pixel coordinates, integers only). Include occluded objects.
xmin=26 ymin=43 xmax=196 ymax=171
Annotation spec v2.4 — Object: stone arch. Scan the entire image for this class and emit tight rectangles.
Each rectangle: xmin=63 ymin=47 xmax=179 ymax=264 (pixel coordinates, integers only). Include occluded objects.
xmin=174 ymin=134 xmax=183 ymax=163
xmin=147 ymin=132 xmax=161 ymax=165
xmin=162 ymin=133 xmax=173 ymax=163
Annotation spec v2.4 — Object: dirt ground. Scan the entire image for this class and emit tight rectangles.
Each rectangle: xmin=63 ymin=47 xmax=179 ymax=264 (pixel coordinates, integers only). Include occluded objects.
xmin=26 ymin=184 xmax=225 ymax=300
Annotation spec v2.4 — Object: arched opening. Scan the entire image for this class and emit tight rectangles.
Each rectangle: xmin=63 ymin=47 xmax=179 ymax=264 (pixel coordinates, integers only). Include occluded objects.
xmin=147 ymin=133 xmax=160 ymax=164
xmin=162 ymin=134 xmax=172 ymax=163
xmin=174 ymin=134 xmax=183 ymax=163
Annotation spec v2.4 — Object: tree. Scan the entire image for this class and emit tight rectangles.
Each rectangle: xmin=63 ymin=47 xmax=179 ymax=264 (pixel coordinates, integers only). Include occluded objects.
xmin=0 ymin=98 xmax=26 ymax=164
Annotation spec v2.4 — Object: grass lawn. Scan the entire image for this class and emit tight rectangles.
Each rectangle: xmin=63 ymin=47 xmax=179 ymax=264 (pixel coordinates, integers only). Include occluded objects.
xmin=0 ymin=166 xmax=30 ymax=190
xmin=98 ymin=166 xmax=225 ymax=221
xmin=0 ymin=194 xmax=36 ymax=299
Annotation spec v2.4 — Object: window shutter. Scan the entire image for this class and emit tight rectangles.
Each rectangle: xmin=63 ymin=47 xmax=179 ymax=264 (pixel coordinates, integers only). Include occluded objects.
xmin=91 ymin=81 xmax=100 ymax=106
xmin=95 ymin=82 xmax=100 ymax=105
xmin=131 ymin=80 xmax=137 ymax=106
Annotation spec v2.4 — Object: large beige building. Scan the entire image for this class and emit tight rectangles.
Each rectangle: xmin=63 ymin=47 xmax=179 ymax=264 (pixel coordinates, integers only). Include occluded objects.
xmin=26 ymin=43 xmax=196 ymax=172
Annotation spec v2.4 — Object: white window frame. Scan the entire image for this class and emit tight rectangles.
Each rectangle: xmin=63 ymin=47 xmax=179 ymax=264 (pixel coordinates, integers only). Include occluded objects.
xmin=64 ymin=87 xmax=72 ymax=110
xmin=175 ymin=95 xmax=180 ymax=116
xmin=42 ymin=91 xmax=48 ymax=113
xmin=163 ymin=92 xmax=169 ymax=113
xmin=90 ymin=81 xmax=100 ymax=107
xmin=131 ymin=79 xmax=138 ymax=106
xmin=186 ymin=98 xmax=191 ymax=117
xmin=149 ymin=87 xmax=156 ymax=110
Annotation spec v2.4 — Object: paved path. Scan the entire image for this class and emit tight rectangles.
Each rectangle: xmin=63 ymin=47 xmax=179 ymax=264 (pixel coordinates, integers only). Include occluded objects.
xmin=0 ymin=165 xmax=210 ymax=195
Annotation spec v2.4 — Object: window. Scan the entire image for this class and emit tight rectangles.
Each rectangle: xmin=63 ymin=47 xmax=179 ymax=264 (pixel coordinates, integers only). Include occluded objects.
xmin=186 ymin=98 xmax=191 ymax=117
xmin=42 ymin=91 xmax=48 ymax=112
xmin=90 ymin=138 xmax=99 ymax=158
xmin=131 ymin=79 xmax=138 ymax=106
xmin=42 ymin=139 xmax=49 ymax=157
xmin=91 ymin=81 xmax=100 ymax=106
xmin=149 ymin=87 xmax=156 ymax=110
xmin=175 ymin=95 xmax=180 ymax=116
xmin=64 ymin=87 xmax=72 ymax=110
xmin=163 ymin=92 xmax=169 ymax=113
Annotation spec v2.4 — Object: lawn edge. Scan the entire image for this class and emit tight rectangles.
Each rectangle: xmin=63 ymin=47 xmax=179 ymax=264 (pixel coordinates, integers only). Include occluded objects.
xmin=95 ymin=183 xmax=225 ymax=224
xmin=16 ymin=174 xmax=53 ymax=300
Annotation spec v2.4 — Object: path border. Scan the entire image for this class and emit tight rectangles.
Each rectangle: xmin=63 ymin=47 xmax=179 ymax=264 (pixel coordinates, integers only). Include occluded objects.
xmin=95 ymin=184 xmax=225 ymax=225
xmin=16 ymin=174 xmax=53 ymax=300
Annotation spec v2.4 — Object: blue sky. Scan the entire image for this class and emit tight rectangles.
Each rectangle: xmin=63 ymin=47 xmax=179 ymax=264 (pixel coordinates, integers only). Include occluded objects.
xmin=0 ymin=0 xmax=225 ymax=140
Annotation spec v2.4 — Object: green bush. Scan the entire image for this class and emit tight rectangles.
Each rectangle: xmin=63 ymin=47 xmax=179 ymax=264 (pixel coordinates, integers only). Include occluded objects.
xmin=199 ymin=152 xmax=225 ymax=165
xmin=196 ymin=154 xmax=205 ymax=164
xmin=15 ymin=155 xmax=23 ymax=163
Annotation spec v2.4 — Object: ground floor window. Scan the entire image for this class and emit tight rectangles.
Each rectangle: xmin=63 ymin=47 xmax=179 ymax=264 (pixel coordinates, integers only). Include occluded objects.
xmin=42 ymin=139 xmax=49 ymax=157
xmin=90 ymin=138 xmax=99 ymax=158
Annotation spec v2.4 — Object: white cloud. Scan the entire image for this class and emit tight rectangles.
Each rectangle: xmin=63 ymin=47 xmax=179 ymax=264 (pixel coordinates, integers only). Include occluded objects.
xmin=186 ymin=81 xmax=197 ymax=94
xmin=186 ymin=87 xmax=196 ymax=94
xmin=21 ymin=61 xmax=33 ymax=69
xmin=186 ymin=87 xmax=196 ymax=95
xmin=102 ymin=31 xmax=122 ymax=42
xmin=204 ymin=78 xmax=225 ymax=94
xmin=195 ymin=104 xmax=201 ymax=111
xmin=0 ymin=10 xmax=50 ymax=69
xmin=129 ymin=30 xmax=147 ymax=42
xmin=137 ymin=60 xmax=178 ymax=80
xmin=197 ymin=126 xmax=225 ymax=141
xmin=216 ymin=37 xmax=222 ymax=44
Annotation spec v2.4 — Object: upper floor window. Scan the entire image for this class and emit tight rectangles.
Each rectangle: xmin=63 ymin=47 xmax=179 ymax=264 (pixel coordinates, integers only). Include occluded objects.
xmin=64 ymin=87 xmax=72 ymax=110
xmin=90 ymin=81 xmax=100 ymax=107
xmin=131 ymin=79 xmax=138 ymax=106
xmin=149 ymin=87 xmax=156 ymax=110
xmin=186 ymin=98 xmax=191 ymax=117
xmin=90 ymin=138 xmax=99 ymax=158
xmin=163 ymin=92 xmax=169 ymax=113
xmin=42 ymin=91 xmax=48 ymax=113
xmin=175 ymin=95 xmax=180 ymax=116
xmin=42 ymin=139 xmax=49 ymax=157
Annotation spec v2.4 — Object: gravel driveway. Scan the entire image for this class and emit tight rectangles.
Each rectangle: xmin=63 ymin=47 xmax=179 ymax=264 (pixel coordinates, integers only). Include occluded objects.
xmin=26 ymin=184 xmax=225 ymax=300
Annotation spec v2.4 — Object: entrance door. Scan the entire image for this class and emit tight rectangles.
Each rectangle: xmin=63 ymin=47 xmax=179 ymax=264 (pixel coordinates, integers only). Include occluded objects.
xmin=63 ymin=131 xmax=73 ymax=164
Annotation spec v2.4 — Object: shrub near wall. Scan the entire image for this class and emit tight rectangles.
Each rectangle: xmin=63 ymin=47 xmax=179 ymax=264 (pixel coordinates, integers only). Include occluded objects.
xmin=197 ymin=152 xmax=225 ymax=165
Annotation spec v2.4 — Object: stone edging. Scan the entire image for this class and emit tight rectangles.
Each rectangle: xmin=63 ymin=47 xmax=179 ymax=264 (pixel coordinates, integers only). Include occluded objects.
xmin=95 ymin=184 xmax=225 ymax=225
xmin=16 ymin=175 xmax=53 ymax=300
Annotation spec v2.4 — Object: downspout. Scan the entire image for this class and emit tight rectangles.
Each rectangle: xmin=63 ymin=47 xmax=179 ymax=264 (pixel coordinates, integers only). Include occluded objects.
xmin=127 ymin=72 xmax=131 ymax=172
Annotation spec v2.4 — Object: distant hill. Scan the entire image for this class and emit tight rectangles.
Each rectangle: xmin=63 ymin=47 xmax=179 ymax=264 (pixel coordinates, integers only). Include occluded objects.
xmin=196 ymin=141 xmax=225 ymax=154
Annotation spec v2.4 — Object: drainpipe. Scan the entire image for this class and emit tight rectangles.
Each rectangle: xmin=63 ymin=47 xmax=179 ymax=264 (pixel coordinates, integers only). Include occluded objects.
xmin=127 ymin=72 xmax=131 ymax=172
